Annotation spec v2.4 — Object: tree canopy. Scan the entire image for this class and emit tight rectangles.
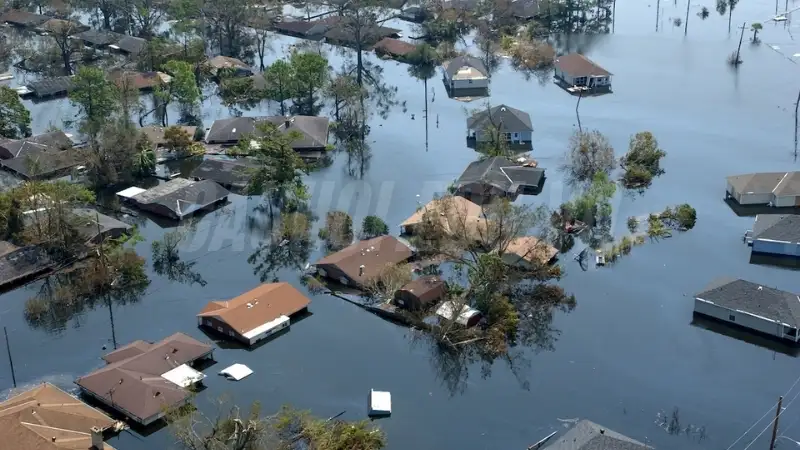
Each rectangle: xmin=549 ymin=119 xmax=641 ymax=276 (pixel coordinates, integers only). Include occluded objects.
xmin=0 ymin=86 xmax=32 ymax=139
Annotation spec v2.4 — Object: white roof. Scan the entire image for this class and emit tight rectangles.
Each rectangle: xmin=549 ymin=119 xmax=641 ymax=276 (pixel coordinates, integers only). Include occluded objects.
xmin=242 ymin=315 xmax=289 ymax=339
xmin=161 ymin=364 xmax=206 ymax=388
xmin=219 ymin=363 xmax=253 ymax=381
xmin=368 ymin=390 xmax=391 ymax=415
xmin=116 ymin=186 xmax=146 ymax=199
xmin=436 ymin=301 xmax=480 ymax=326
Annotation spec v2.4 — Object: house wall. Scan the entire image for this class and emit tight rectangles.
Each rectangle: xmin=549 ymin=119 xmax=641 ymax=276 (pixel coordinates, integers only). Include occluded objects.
xmin=475 ymin=130 xmax=532 ymax=143
xmin=554 ymin=68 xmax=572 ymax=84
xmin=246 ymin=316 xmax=291 ymax=345
xmin=753 ymin=239 xmax=800 ymax=257
xmin=316 ymin=264 xmax=356 ymax=287
xmin=137 ymin=202 xmax=179 ymax=220
xmin=774 ymin=195 xmax=800 ymax=207
xmin=199 ymin=316 xmax=247 ymax=344
xmin=450 ymin=77 xmax=489 ymax=90
xmin=694 ymin=298 xmax=792 ymax=340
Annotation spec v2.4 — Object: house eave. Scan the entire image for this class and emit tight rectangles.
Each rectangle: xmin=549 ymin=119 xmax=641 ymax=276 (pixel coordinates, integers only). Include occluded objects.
xmin=695 ymin=296 xmax=795 ymax=328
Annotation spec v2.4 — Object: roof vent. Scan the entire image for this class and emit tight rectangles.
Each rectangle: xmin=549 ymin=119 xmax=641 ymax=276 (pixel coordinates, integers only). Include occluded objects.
xmin=247 ymin=303 xmax=253 ymax=308
xmin=500 ymin=107 xmax=506 ymax=111
xmin=52 ymin=437 xmax=56 ymax=442
xmin=599 ymin=429 xmax=605 ymax=435
xmin=359 ymin=265 xmax=365 ymax=276
xmin=118 ymin=379 xmax=123 ymax=384
xmin=232 ymin=128 xmax=237 ymax=134
xmin=758 ymin=286 xmax=763 ymax=290
xmin=154 ymin=391 xmax=161 ymax=397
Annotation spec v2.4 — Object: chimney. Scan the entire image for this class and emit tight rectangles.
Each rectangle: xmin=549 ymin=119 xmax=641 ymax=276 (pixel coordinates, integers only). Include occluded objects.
xmin=91 ymin=426 xmax=104 ymax=449
xmin=359 ymin=265 xmax=365 ymax=276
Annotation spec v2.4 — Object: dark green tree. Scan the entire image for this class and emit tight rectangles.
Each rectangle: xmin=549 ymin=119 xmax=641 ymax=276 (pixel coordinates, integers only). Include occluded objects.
xmin=0 ymin=86 xmax=32 ymax=139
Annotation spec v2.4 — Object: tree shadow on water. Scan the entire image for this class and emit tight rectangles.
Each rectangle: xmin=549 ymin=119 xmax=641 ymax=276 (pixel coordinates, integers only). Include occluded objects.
xmin=151 ymin=230 xmax=207 ymax=287
xmin=248 ymin=210 xmax=315 ymax=283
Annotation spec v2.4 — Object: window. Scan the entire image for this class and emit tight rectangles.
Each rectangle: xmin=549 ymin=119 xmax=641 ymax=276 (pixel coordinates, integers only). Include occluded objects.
xmin=728 ymin=314 xmax=736 ymax=322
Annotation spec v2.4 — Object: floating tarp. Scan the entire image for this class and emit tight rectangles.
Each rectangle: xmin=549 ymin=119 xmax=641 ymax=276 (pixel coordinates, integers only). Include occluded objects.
xmin=161 ymin=364 xmax=206 ymax=388
xmin=219 ymin=363 xmax=253 ymax=381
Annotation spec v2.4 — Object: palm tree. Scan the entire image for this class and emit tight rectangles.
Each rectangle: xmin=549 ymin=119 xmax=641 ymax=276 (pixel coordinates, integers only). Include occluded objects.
xmin=751 ymin=22 xmax=763 ymax=42
xmin=407 ymin=44 xmax=440 ymax=128
xmin=716 ymin=0 xmax=739 ymax=33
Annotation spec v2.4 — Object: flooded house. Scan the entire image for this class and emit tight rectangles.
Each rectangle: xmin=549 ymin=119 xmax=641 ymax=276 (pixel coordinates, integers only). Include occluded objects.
xmin=393 ymin=276 xmax=446 ymax=310
xmin=116 ymin=178 xmax=230 ymax=221
xmin=36 ymin=17 xmax=87 ymax=35
xmin=399 ymin=194 xmax=483 ymax=236
xmin=75 ymin=333 xmax=214 ymax=426
xmin=109 ymin=69 xmax=172 ymax=92
xmin=542 ymin=419 xmax=652 ymax=449
xmin=1 ymin=149 xmax=85 ymax=180
xmin=206 ymin=116 xmax=330 ymax=158
xmin=198 ymin=282 xmax=311 ymax=346
xmin=0 ymin=9 xmax=50 ymax=28
xmin=190 ymin=158 xmax=256 ymax=190
xmin=322 ymin=19 xmax=401 ymax=48
xmin=554 ymin=53 xmax=612 ymax=93
xmin=442 ymin=55 xmax=489 ymax=91
xmin=0 ymin=130 xmax=73 ymax=159
xmin=17 ymin=76 xmax=74 ymax=99
xmin=109 ymin=34 xmax=147 ymax=56
xmin=466 ymin=104 xmax=533 ymax=149
xmin=206 ymin=55 xmax=253 ymax=78
xmin=453 ymin=156 xmax=545 ymax=200
xmin=0 ymin=382 xmax=122 ymax=450
xmin=22 ymin=208 xmax=132 ymax=244
xmin=726 ymin=171 xmax=800 ymax=207
xmin=746 ymin=214 xmax=800 ymax=258
xmin=694 ymin=278 xmax=800 ymax=343
xmin=314 ymin=235 xmax=414 ymax=289
xmin=373 ymin=37 xmax=417 ymax=61
xmin=502 ymin=236 xmax=558 ymax=267
xmin=72 ymin=29 xmax=126 ymax=49
xmin=0 ymin=244 xmax=54 ymax=291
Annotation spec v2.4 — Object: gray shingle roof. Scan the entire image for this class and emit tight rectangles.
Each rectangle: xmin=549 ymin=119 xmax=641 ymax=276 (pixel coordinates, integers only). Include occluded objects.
xmin=133 ymin=178 xmax=230 ymax=219
xmin=752 ymin=215 xmax=800 ymax=243
xmin=443 ymin=55 xmax=488 ymax=78
xmin=774 ymin=171 xmax=800 ymax=197
xmin=190 ymin=158 xmax=256 ymax=188
xmin=27 ymin=77 xmax=74 ymax=98
xmin=206 ymin=117 xmax=258 ymax=144
xmin=1 ymin=149 xmax=84 ymax=179
xmin=455 ymin=157 xmax=544 ymax=194
xmin=544 ymin=420 xmax=652 ymax=450
xmin=466 ymin=104 xmax=532 ymax=133
xmin=114 ymin=35 xmax=147 ymax=55
xmin=0 ymin=245 xmax=54 ymax=289
xmin=726 ymin=172 xmax=792 ymax=196
xmin=73 ymin=29 xmax=122 ymax=46
xmin=264 ymin=116 xmax=329 ymax=149
xmin=696 ymin=278 xmax=800 ymax=327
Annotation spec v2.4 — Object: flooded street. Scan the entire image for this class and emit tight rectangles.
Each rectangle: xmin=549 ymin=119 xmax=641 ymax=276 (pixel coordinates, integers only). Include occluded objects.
xmin=2 ymin=1 xmax=800 ymax=449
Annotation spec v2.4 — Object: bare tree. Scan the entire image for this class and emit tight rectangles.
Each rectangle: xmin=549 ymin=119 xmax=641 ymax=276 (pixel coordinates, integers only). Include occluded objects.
xmin=560 ymin=129 xmax=616 ymax=186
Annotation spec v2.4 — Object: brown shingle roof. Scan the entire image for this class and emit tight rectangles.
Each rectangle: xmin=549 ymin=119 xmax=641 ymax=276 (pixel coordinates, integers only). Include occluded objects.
xmin=396 ymin=276 xmax=446 ymax=305
xmin=373 ymin=38 xmax=417 ymax=57
xmin=75 ymin=333 xmax=212 ymax=424
xmin=109 ymin=70 xmax=170 ymax=90
xmin=505 ymin=236 xmax=558 ymax=265
xmin=315 ymin=235 xmax=413 ymax=285
xmin=140 ymin=126 xmax=197 ymax=148
xmin=197 ymin=282 xmax=310 ymax=336
xmin=207 ymin=55 xmax=250 ymax=71
xmin=0 ymin=383 xmax=117 ymax=450
xmin=554 ymin=53 xmax=611 ymax=77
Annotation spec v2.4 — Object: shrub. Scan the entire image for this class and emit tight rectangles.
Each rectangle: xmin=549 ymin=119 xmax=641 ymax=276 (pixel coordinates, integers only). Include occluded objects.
xmin=619 ymin=236 xmax=633 ymax=254
xmin=320 ymin=211 xmax=353 ymax=250
xmin=361 ymin=215 xmax=389 ymax=239
xmin=626 ymin=216 xmax=639 ymax=233
xmin=674 ymin=204 xmax=697 ymax=229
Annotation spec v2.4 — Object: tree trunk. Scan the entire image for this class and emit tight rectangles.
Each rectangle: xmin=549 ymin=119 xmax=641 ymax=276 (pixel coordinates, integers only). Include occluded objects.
xmin=684 ymin=0 xmax=690 ymax=35
xmin=728 ymin=10 xmax=732 ymax=33
xmin=794 ymin=88 xmax=799 ymax=160
xmin=656 ymin=0 xmax=660 ymax=31
xmin=612 ymin=0 xmax=616 ymax=33
xmin=576 ymin=90 xmax=583 ymax=132
xmin=61 ymin=49 xmax=72 ymax=75
xmin=424 ymin=78 xmax=428 ymax=152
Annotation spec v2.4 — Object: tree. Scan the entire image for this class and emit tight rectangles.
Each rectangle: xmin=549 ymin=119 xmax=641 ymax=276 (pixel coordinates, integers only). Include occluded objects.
xmin=361 ymin=215 xmax=389 ymax=238
xmin=319 ymin=210 xmax=354 ymax=251
xmin=0 ymin=86 xmax=31 ymax=139
xmin=203 ymin=0 xmax=256 ymax=57
xmin=411 ymin=197 xmax=574 ymax=356
xmin=133 ymin=133 xmax=156 ymax=177
xmin=291 ymin=51 xmax=329 ymax=115
xmin=751 ymin=22 xmax=762 ymax=42
xmin=163 ymin=126 xmax=193 ymax=153
xmin=274 ymin=406 xmax=386 ymax=450
xmin=716 ymin=0 xmax=739 ymax=33
xmin=250 ymin=8 xmax=273 ymax=70
xmin=620 ymin=131 xmax=666 ymax=189
xmin=561 ymin=172 xmax=616 ymax=227
xmin=89 ymin=117 xmax=140 ymax=186
xmin=264 ymin=59 xmax=295 ymax=116
xmin=46 ymin=14 xmax=83 ymax=75
xmin=152 ymin=60 xmax=200 ymax=126
xmin=243 ymin=121 xmax=308 ymax=215
xmin=171 ymin=400 xmax=276 ymax=450
xmin=69 ymin=66 xmax=119 ymax=140
xmin=561 ymin=129 xmax=616 ymax=185
xmin=129 ymin=0 xmax=166 ymax=38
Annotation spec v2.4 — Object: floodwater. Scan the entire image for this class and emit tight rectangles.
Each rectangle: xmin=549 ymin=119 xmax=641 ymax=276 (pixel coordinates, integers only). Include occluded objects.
xmin=2 ymin=1 xmax=800 ymax=449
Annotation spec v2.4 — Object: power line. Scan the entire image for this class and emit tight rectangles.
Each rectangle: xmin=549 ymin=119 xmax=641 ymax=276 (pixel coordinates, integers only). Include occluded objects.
xmin=726 ymin=372 xmax=800 ymax=450
xmin=742 ymin=385 xmax=800 ymax=450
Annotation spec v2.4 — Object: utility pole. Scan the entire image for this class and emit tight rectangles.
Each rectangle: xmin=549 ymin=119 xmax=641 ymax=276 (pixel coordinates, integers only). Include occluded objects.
xmin=656 ymin=0 xmax=661 ymax=31
xmin=794 ymin=88 xmax=799 ymax=162
xmin=734 ymin=22 xmax=746 ymax=65
xmin=770 ymin=396 xmax=783 ymax=450
xmin=4 ymin=327 xmax=16 ymax=388
xmin=684 ymin=0 xmax=690 ymax=35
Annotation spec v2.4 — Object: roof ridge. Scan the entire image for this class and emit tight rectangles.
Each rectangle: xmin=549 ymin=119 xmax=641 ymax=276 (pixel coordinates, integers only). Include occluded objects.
xmin=20 ymin=421 xmax=92 ymax=436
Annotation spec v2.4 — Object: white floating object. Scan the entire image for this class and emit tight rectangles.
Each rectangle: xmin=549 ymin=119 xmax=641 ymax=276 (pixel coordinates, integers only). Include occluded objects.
xmin=793 ymin=53 xmax=800 ymax=58
xmin=0 ymin=73 xmax=12 ymax=81
xmin=368 ymin=389 xmax=391 ymax=417
xmin=772 ymin=45 xmax=781 ymax=50
xmin=775 ymin=15 xmax=787 ymax=21
xmin=161 ymin=364 xmax=206 ymax=387
xmin=219 ymin=363 xmax=253 ymax=381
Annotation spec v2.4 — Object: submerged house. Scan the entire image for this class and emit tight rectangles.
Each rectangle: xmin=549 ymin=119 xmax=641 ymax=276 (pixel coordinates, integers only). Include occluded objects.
xmin=75 ymin=333 xmax=214 ymax=426
xmin=206 ymin=56 xmax=253 ymax=78
xmin=0 ymin=244 xmax=54 ymax=291
xmin=542 ymin=419 xmax=652 ymax=450
xmin=21 ymin=76 xmax=74 ymax=99
xmin=23 ymin=208 xmax=131 ymax=244
xmin=554 ymin=53 xmax=612 ymax=91
xmin=442 ymin=55 xmax=489 ymax=90
xmin=747 ymin=214 xmax=800 ymax=258
xmin=373 ymin=37 xmax=417 ymax=60
xmin=503 ymin=236 xmax=558 ymax=267
xmin=1 ymin=149 xmax=85 ymax=180
xmin=198 ymin=282 xmax=311 ymax=346
xmin=393 ymin=276 xmax=446 ymax=310
xmin=0 ymin=382 xmax=121 ymax=450
xmin=466 ymin=104 xmax=533 ymax=147
xmin=0 ymin=9 xmax=50 ymax=28
xmin=205 ymin=117 xmax=258 ymax=145
xmin=0 ymin=130 xmax=73 ymax=159
xmin=453 ymin=156 xmax=545 ymax=199
xmin=116 ymin=178 xmax=230 ymax=220
xmin=190 ymin=158 xmax=256 ymax=189
xmin=726 ymin=171 xmax=800 ymax=207
xmin=694 ymin=278 xmax=800 ymax=343
xmin=314 ymin=235 xmax=414 ymax=289
xmin=206 ymin=116 xmax=329 ymax=157
xmin=109 ymin=69 xmax=171 ymax=92
xmin=399 ymin=195 xmax=483 ymax=236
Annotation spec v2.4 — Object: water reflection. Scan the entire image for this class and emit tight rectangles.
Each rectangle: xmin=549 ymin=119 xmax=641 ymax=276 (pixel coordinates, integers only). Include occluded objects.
xmin=151 ymin=229 xmax=207 ymax=286
xmin=248 ymin=210 xmax=314 ymax=283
